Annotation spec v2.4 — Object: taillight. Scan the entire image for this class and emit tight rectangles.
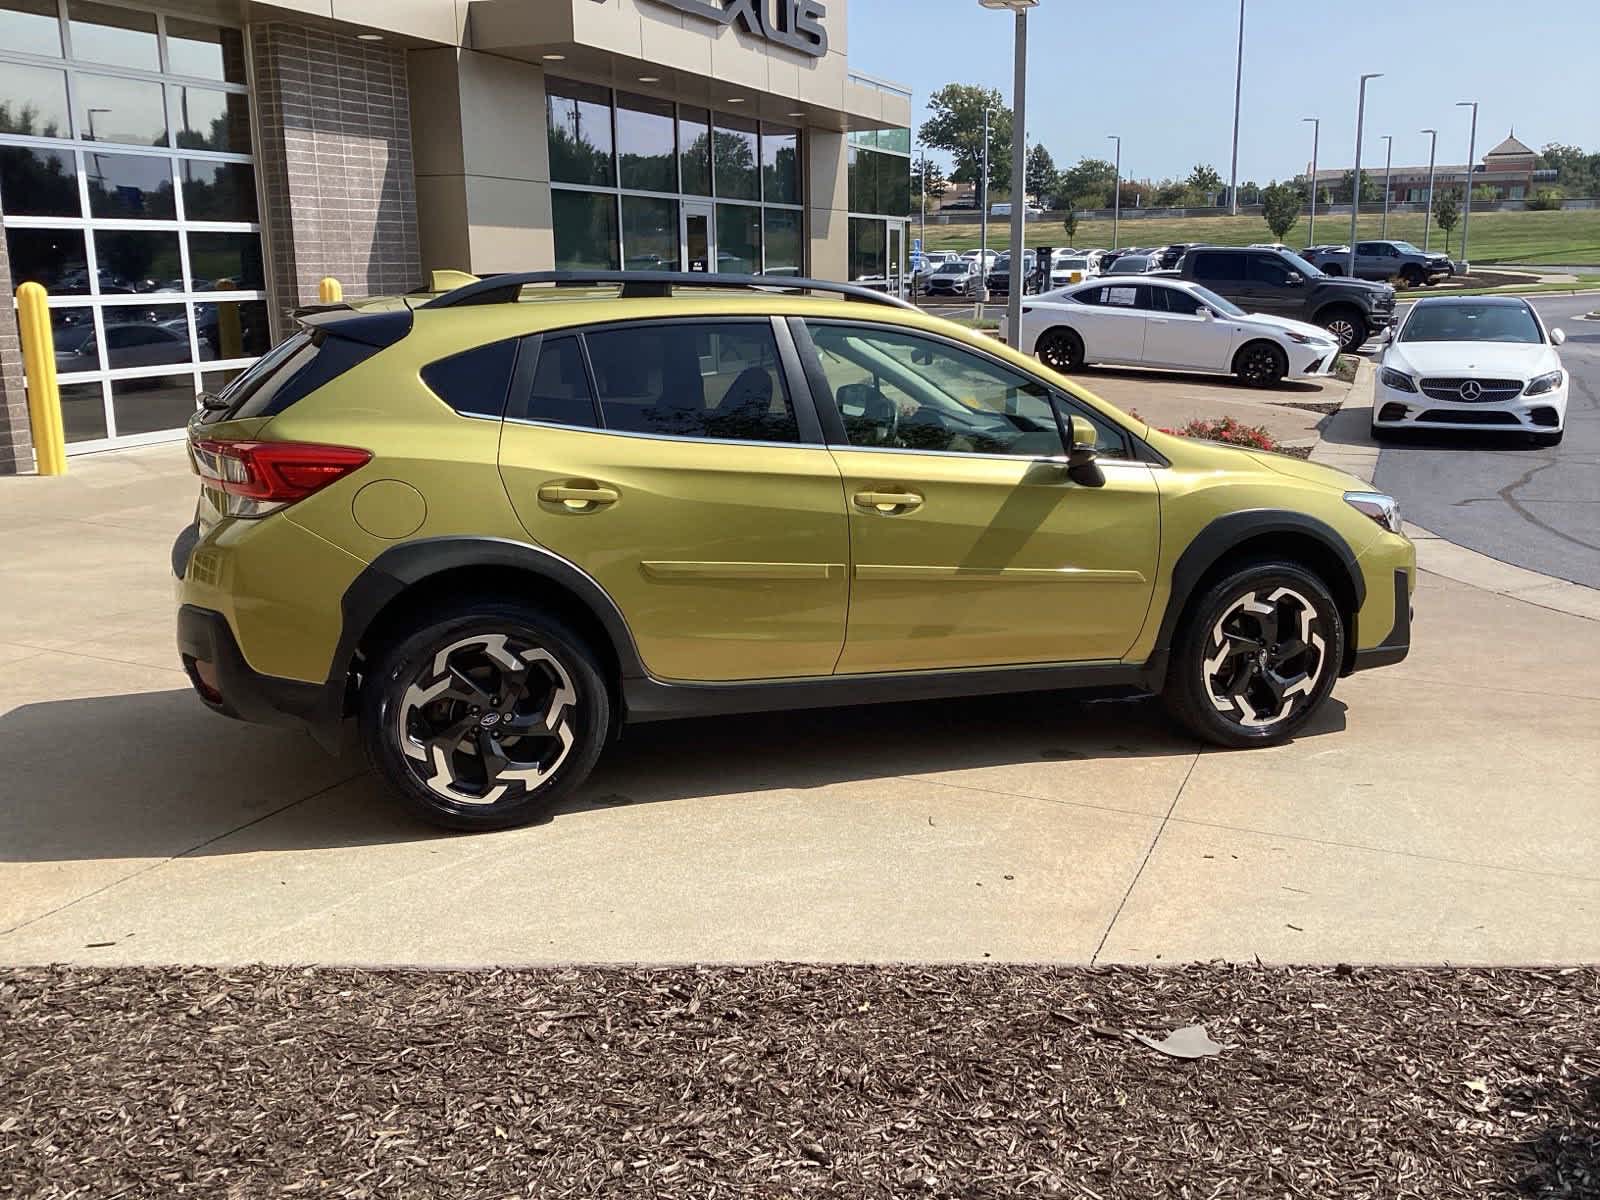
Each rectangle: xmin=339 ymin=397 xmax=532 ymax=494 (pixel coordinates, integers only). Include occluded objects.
xmin=190 ymin=439 xmax=371 ymax=518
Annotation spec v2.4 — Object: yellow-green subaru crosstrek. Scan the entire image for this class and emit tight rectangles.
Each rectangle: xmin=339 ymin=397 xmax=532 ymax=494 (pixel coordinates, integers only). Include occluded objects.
xmin=175 ymin=272 xmax=1414 ymax=831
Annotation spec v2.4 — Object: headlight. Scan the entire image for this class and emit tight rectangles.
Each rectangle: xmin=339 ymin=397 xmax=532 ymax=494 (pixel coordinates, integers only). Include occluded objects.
xmin=1378 ymin=367 xmax=1417 ymax=393
xmin=1524 ymin=370 xmax=1564 ymax=396
xmin=1284 ymin=331 xmax=1318 ymax=345
xmin=1345 ymin=491 xmax=1403 ymax=534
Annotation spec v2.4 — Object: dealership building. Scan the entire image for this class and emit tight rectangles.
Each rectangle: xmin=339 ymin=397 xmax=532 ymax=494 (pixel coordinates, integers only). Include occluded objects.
xmin=0 ymin=0 xmax=913 ymax=470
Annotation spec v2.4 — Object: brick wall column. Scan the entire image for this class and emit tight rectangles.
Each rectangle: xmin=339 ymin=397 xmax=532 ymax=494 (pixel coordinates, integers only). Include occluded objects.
xmin=250 ymin=22 xmax=422 ymax=321
xmin=0 ymin=190 xmax=35 ymax=473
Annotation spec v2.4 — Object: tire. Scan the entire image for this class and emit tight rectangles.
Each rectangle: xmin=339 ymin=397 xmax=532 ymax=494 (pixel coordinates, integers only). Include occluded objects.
xmin=360 ymin=601 xmax=611 ymax=832
xmin=1233 ymin=340 xmax=1288 ymax=387
xmin=1532 ymin=430 xmax=1564 ymax=447
xmin=1400 ymin=267 xmax=1424 ymax=288
xmin=1162 ymin=559 xmax=1345 ymax=749
xmin=1319 ymin=307 xmax=1369 ymax=352
xmin=1036 ymin=327 xmax=1085 ymax=372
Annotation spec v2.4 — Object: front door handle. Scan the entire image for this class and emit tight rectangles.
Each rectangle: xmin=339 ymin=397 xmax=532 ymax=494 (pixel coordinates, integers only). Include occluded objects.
xmin=853 ymin=490 xmax=924 ymax=514
xmin=538 ymin=481 xmax=619 ymax=510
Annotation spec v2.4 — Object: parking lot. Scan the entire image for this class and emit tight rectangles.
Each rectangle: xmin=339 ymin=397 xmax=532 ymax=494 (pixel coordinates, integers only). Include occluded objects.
xmin=3 ymin=421 xmax=1596 ymax=969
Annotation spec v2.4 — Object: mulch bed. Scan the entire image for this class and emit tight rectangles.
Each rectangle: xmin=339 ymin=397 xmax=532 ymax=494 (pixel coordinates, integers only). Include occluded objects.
xmin=3 ymin=965 xmax=1597 ymax=1198
xmin=1270 ymin=400 xmax=1345 ymax=417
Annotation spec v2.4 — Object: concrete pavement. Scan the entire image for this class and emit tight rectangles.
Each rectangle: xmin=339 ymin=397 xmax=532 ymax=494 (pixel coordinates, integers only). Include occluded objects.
xmin=1 ymin=442 xmax=1596 ymax=967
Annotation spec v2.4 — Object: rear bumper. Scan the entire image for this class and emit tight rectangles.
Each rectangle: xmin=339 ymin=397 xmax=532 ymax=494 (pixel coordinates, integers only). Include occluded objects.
xmin=177 ymin=602 xmax=346 ymax=751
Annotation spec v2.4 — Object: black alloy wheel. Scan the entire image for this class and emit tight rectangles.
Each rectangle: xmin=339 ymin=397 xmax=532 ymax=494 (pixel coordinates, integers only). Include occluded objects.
xmin=362 ymin=603 xmax=610 ymax=831
xmin=1163 ymin=560 xmax=1344 ymax=748
xmin=1036 ymin=327 xmax=1085 ymax=372
xmin=1235 ymin=341 xmax=1288 ymax=387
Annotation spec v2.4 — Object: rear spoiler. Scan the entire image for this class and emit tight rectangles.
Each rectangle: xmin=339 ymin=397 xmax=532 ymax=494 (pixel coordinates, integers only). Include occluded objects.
xmin=295 ymin=307 xmax=413 ymax=349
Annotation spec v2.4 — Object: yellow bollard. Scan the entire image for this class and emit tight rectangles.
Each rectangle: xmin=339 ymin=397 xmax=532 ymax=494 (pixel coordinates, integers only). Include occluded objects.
xmin=318 ymin=276 xmax=343 ymax=304
xmin=15 ymin=282 xmax=67 ymax=476
xmin=213 ymin=277 xmax=242 ymax=361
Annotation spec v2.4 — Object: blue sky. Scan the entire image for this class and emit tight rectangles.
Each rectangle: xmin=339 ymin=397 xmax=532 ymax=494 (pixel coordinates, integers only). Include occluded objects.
xmin=847 ymin=0 xmax=1600 ymax=183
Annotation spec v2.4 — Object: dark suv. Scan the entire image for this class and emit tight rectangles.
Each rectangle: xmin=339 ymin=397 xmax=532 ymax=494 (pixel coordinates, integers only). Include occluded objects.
xmin=1173 ymin=245 xmax=1396 ymax=351
xmin=1304 ymin=240 xmax=1453 ymax=287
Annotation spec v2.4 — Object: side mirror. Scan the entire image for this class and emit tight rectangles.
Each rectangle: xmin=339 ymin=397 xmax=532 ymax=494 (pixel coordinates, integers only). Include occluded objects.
xmin=1065 ymin=413 xmax=1104 ymax=487
xmin=1286 ymin=272 xmax=1304 ymax=285
xmin=1551 ymin=328 xmax=1566 ymax=346
xmin=1199 ymin=306 xmax=1216 ymax=320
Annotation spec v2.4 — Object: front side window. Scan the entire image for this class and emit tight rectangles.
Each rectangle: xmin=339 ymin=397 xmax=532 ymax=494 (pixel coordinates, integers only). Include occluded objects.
xmin=587 ymin=322 xmax=798 ymax=443
xmin=807 ymin=323 xmax=1116 ymax=458
xmin=1247 ymin=254 xmax=1294 ymax=285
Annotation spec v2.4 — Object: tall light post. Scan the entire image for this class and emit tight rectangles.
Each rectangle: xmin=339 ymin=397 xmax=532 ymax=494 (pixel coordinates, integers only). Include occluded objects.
xmin=1347 ymin=72 xmax=1381 ymax=277
xmin=1302 ymin=116 xmax=1319 ymax=247
xmin=918 ymin=146 xmax=928 ymax=255
xmin=1420 ymin=127 xmax=1438 ymax=252
xmin=1107 ymin=134 xmax=1121 ymax=249
xmin=980 ymin=0 xmax=1036 ymax=349
xmin=1379 ymin=134 xmax=1393 ymax=237
xmin=976 ymin=105 xmax=991 ymax=318
xmin=1456 ymin=100 xmax=1478 ymax=269
xmin=1228 ymin=0 xmax=1245 ymax=214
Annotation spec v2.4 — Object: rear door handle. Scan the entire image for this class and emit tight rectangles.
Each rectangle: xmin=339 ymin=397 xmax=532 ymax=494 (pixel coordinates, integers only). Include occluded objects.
xmin=538 ymin=482 xmax=619 ymax=510
xmin=854 ymin=490 xmax=924 ymax=514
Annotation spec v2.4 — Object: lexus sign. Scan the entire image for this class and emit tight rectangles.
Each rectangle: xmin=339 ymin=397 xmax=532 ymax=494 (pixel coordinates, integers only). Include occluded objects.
xmin=645 ymin=0 xmax=829 ymax=58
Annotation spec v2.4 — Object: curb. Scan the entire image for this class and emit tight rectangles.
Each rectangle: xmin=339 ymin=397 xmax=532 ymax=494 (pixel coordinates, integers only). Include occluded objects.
xmin=1309 ymin=360 xmax=1600 ymax=623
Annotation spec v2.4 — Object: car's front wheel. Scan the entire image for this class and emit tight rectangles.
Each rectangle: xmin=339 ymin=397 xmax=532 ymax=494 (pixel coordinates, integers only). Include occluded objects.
xmin=1163 ymin=560 xmax=1345 ymax=748
xmin=1233 ymin=340 xmax=1288 ymax=387
xmin=1319 ymin=308 xmax=1368 ymax=352
xmin=361 ymin=602 xmax=611 ymax=831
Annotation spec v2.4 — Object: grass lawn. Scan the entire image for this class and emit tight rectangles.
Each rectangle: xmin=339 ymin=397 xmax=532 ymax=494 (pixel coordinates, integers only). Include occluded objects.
xmin=912 ymin=207 xmax=1600 ymax=266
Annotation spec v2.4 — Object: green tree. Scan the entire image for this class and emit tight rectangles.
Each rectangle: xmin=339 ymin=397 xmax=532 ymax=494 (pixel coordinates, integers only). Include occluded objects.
xmin=1061 ymin=209 xmax=1078 ymax=242
xmin=1432 ymin=190 xmax=1461 ymax=255
xmin=1334 ymin=169 xmax=1381 ymax=203
xmin=911 ymin=157 xmax=947 ymax=204
xmin=1053 ymin=156 xmax=1118 ymax=210
xmin=1260 ymin=181 xmax=1302 ymax=241
xmin=1535 ymin=142 xmax=1599 ymax=193
xmin=1187 ymin=163 xmax=1224 ymax=198
xmin=1525 ymin=187 xmax=1564 ymax=211
xmin=1025 ymin=143 xmax=1058 ymax=204
xmin=918 ymin=84 xmax=1012 ymax=191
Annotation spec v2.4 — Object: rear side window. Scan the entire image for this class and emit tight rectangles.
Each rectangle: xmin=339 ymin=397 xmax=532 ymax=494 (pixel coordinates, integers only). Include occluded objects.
xmin=586 ymin=322 xmax=799 ymax=443
xmin=515 ymin=335 xmax=600 ymax=427
xmin=1192 ymin=252 xmax=1244 ymax=283
xmin=422 ymin=337 xmax=518 ymax=417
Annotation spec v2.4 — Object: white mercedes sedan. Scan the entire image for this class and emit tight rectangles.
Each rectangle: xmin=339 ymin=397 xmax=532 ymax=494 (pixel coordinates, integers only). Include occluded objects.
xmin=1006 ymin=277 xmax=1342 ymax=386
xmin=1372 ymin=296 xmax=1568 ymax=446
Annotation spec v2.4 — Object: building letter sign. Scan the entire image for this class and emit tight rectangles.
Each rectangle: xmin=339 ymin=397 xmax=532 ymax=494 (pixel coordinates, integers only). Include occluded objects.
xmin=645 ymin=0 xmax=829 ymax=58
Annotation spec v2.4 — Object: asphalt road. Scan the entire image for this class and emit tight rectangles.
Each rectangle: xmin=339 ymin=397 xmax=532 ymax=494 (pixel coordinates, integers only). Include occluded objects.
xmin=1372 ymin=295 xmax=1600 ymax=588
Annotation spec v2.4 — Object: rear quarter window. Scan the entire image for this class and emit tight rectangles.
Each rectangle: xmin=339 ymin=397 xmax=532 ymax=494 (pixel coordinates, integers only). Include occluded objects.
xmin=422 ymin=338 xmax=519 ymax=418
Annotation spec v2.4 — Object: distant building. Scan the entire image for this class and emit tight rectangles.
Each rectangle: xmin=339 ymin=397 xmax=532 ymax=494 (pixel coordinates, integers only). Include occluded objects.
xmin=1302 ymin=132 xmax=1557 ymax=203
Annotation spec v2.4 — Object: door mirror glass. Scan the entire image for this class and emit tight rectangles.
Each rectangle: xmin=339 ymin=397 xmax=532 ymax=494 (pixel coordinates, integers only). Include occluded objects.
xmin=1551 ymin=328 xmax=1566 ymax=346
xmin=1286 ymin=271 xmax=1303 ymax=285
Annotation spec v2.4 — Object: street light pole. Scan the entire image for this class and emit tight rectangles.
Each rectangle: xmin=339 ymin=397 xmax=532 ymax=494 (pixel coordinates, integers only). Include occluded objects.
xmin=1228 ymin=0 xmax=1244 ymax=215
xmin=1107 ymin=134 xmax=1121 ymax=249
xmin=918 ymin=147 xmax=927 ymax=253
xmin=1380 ymin=134 xmax=1393 ymax=237
xmin=1303 ymin=116 xmax=1319 ymax=247
xmin=977 ymin=105 xmax=990 ymax=318
xmin=979 ymin=0 xmax=1037 ymax=346
xmin=1420 ymin=127 xmax=1438 ymax=253
xmin=1347 ymin=72 xmax=1381 ymax=277
xmin=1456 ymin=100 xmax=1478 ymax=269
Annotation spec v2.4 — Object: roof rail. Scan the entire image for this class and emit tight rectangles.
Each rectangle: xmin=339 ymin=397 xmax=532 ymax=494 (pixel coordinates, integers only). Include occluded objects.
xmin=418 ymin=270 xmax=917 ymax=312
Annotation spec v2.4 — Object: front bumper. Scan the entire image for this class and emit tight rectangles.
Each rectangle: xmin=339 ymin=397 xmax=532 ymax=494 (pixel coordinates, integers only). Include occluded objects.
xmin=1372 ymin=380 xmax=1567 ymax=432
xmin=1349 ymin=567 xmax=1412 ymax=672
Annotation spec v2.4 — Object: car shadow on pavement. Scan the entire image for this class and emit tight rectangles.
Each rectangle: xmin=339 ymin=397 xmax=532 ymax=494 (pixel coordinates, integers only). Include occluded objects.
xmin=0 ymin=685 xmax=1348 ymax=861
xmin=1073 ymin=364 xmax=1325 ymax=394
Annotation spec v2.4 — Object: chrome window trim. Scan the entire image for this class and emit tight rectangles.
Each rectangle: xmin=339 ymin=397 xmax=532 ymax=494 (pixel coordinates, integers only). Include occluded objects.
xmin=500 ymin=414 xmax=827 ymax=452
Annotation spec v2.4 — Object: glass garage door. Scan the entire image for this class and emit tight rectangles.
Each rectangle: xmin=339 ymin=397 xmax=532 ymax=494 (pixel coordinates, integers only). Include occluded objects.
xmin=0 ymin=0 xmax=268 ymax=450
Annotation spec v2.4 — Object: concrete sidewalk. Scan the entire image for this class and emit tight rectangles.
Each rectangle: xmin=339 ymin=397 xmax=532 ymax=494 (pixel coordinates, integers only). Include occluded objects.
xmin=0 ymin=442 xmax=1596 ymax=968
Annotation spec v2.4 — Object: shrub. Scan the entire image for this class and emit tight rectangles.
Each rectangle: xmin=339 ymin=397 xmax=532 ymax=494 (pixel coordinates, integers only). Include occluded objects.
xmin=1526 ymin=188 xmax=1564 ymax=211
xmin=1124 ymin=410 xmax=1281 ymax=452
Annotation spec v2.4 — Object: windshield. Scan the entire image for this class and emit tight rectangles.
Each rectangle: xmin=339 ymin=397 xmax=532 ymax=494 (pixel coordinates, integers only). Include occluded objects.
xmin=1400 ymin=303 xmax=1542 ymax=344
xmin=1390 ymin=241 xmax=1423 ymax=254
xmin=1109 ymin=257 xmax=1149 ymax=272
xmin=1187 ymin=284 xmax=1246 ymax=317
xmin=1054 ymin=258 xmax=1088 ymax=270
xmin=1278 ymin=249 xmax=1325 ymax=278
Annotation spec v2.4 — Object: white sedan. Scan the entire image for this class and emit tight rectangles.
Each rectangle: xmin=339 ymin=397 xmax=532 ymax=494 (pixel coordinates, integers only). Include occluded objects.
xmin=1372 ymin=296 xmax=1568 ymax=446
xmin=1006 ymin=277 xmax=1342 ymax=386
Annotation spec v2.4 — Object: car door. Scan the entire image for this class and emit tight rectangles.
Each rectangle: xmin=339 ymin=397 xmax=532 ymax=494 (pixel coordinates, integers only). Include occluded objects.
xmin=1141 ymin=284 xmax=1232 ymax=371
xmin=797 ymin=320 xmax=1160 ymax=673
xmin=497 ymin=318 xmax=851 ymax=683
xmin=1076 ymin=282 xmax=1149 ymax=364
xmin=1234 ymin=252 xmax=1303 ymax=317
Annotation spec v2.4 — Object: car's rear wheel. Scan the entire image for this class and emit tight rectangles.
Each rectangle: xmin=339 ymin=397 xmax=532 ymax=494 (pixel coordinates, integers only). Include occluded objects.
xmin=1233 ymin=340 xmax=1288 ymax=387
xmin=1163 ymin=560 xmax=1344 ymax=749
xmin=1037 ymin=327 xmax=1085 ymax=372
xmin=361 ymin=602 xmax=610 ymax=831
xmin=1319 ymin=307 xmax=1368 ymax=352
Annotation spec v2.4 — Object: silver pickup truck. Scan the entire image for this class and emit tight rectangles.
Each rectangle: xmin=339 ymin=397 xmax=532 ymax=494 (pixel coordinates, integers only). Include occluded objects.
xmin=1304 ymin=240 xmax=1454 ymax=287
